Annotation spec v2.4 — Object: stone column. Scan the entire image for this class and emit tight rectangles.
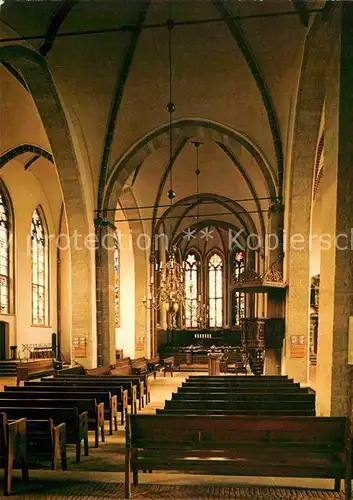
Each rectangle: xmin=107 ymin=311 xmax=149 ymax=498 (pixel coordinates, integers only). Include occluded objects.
xmin=95 ymin=220 xmax=116 ymax=367
xmin=316 ymin=5 xmax=353 ymax=416
xmin=265 ymin=201 xmax=285 ymax=375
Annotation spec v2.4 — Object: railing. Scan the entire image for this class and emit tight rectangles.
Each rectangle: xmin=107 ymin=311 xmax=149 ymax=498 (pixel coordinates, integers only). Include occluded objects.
xmin=20 ymin=343 xmax=53 ymax=362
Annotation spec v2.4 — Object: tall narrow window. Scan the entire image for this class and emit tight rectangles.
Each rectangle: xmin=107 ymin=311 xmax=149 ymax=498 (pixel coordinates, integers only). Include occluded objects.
xmin=0 ymin=192 xmax=9 ymax=314
xmin=232 ymin=251 xmax=245 ymax=326
xmin=208 ymin=253 xmax=223 ymax=327
xmin=31 ymin=209 xmax=47 ymax=325
xmin=114 ymin=233 xmax=120 ymax=326
xmin=184 ymin=253 xmax=198 ymax=328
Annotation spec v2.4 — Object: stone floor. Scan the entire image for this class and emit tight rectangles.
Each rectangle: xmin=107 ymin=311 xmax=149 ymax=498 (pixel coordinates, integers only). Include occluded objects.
xmin=0 ymin=372 xmax=351 ymax=499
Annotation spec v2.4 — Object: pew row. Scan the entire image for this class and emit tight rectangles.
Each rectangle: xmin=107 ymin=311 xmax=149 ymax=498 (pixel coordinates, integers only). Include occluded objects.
xmin=54 ymin=374 xmax=148 ymax=408
xmin=0 ymin=398 xmax=104 ymax=448
xmin=49 ymin=376 xmax=139 ymax=413
xmin=1 ymin=389 xmax=118 ymax=435
xmin=22 ymin=382 xmax=128 ymax=425
xmin=16 ymin=359 xmax=55 ymax=385
xmin=125 ymin=415 xmax=352 ymax=499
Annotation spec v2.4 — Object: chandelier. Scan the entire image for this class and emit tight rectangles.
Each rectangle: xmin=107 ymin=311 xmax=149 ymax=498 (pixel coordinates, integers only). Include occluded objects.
xmin=143 ymin=246 xmax=185 ymax=317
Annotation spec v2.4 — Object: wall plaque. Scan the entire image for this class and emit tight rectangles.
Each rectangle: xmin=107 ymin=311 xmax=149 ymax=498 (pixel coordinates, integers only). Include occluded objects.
xmin=290 ymin=334 xmax=305 ymax=358
xmin=73 ymin=336 xmax=87 ymax=358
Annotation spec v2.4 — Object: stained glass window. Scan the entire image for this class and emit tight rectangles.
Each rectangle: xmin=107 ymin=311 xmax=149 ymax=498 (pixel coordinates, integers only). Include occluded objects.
xmin=114 ymin=233 xmax=120 ymax=326
xmin=31 ymin=209 xmax=47 ymax=326
xmin=184 ymin=253 xmax=198 ymax=328
xmin=233 ymin=251 xmax=245 ymax=326
xmin=0 ymin=192 xmax=9 ymax=314
xmin=208 ymin=253 xmax=223 ymax=327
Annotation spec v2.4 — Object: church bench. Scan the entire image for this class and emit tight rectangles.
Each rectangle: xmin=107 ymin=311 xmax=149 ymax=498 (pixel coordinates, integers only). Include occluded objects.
xmin=16 ymin=359 xmax=55 ymax=385
xmin=89 ymin=373 xmax=149 ymax=407
xmin=173 ymin=391 xmax=316 ymax=403
xmin=129 ymin=358 xmax=156 ymax=382
xmin=188 ymin=375 xmax=289 ymax=380
xmin=52 ymin=375 xmax=138 ymax=413
xmin=54 ymin=373 xmax=150 ymax=408
xmin=0 ymin=399 xmax=104 ymax=448
xmin=86 ymin=365 xmax=112 ymax=376
xmin=26 ymin=419 xmax=67 ymax=471
xmin=182 ymin=381 xmax=301 ymax=390
xmin=0 ymin=413 xmax=28 ymax=496
xmin=3 ymin=389 xmax=118 ymax=436
xmin=163 ymin=399 xmax=315 ymax=415
xmin=157 ymin=408 xmax=316 ymax=416
xmin=57 ymin=366 xmax=85 ymax=375
xmin=179 ymin=384 xmax=311 ymax=393
xmin=145 ymin=356 xmax=162 ymax=378
xmin=161 ymin=356 xmax=176 ymax=377
xmin=24 ymin=381 xmax=128 ymax=425
xmin=114 ymin=358 xmax=132 ymax=375
xmin=0 ymin=407 xmax=88 ymax=464
xmin=125 ymin=414 xmax=352 ymax=499
xmin=184 ymin=377 xmax=296 ymax=385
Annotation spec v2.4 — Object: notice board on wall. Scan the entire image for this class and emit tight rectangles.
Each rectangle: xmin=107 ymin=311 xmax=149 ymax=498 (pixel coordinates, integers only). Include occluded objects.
xmin=290 ymin=334 xmax=305 ymax=358
xmin=73 ymin=336 xmax=87 ymax=358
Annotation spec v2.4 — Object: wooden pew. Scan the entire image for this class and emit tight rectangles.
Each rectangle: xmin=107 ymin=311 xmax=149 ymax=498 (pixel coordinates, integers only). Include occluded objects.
xmin=145 ymin=356 xmax=162 ymax=379
xmin=0 ymin=407 xmax=88 ymax=464
xmin=108 ymin=374 xmax=149 ymax=406
xmin=181 ymin=381 xmax=302 ymax=390
xmin=16 ymin=359 xmax=55 ymax=385
xmin=179 ymin=384 xmax=311 ymax=394
xmin=23 ymin=381 xmax=128 ymax=425
xmin=162 ymin=399 xmax=315 ymax=415
xmin=57 ymin=366 xmax=85 ymax=375
xmin=161 ymin=356 xmax=176 ymax=378
xmin=114 ymin=358 xmax=131 ymax=375
xmin=125 ymin=414 xmax=352 ymax=499
xmin=129 ymin=358 xmax=149 ymax=377
xmin=26 ymin=419 xmax=66 ymax=470
xmin=86 ymin=366 xmax=112 ymax=376
xmin=188 ymin=375 xmax=289 ymax=380
xmin=0 ymin=413 xmax=28 ymax=496
xmin=58 ymin=374 xmax=148 ymax=409
xmin=172 ymin=391 xmax=316 ymax=403
xmin=52 ymin=375 xmax=138 ymax=413
xmin=2 ymin=389 xmax=118 ymax=436
xmin=0 ymin=399 xmax=104 ymax=448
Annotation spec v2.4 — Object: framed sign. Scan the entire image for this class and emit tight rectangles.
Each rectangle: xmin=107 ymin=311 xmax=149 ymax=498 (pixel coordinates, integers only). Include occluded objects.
xmin=135 ymin=336 xmax=145 ymax=351
xmin=290 ymin=334 xmax=305 ymax=358
xmin=73 ymin=336 xmax=87 ymax=358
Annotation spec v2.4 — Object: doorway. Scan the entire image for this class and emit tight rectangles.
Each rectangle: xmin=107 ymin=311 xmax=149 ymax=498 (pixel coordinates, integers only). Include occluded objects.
xmin=0 ymin=321 xmax=8 ymax=360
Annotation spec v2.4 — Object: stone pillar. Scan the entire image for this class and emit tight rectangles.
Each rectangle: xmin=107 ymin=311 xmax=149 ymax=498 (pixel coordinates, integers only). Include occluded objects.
xmin=95 ymin=220 xmax=116 ymax=367
xmin=266 ymin=201 xmax=285 ymax=375
xmin=316 ymin=5 xmax=353 ymax=416
xmin=149 ymin=252 xmax=157 ymax=358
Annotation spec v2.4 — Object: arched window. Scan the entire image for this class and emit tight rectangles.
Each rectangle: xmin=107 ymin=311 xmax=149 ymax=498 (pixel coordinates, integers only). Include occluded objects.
xmin=31 ymin=209 xmax=47 ymax=326
xmin=232 ymin=251 xmax=245 ymax=326
xmin=184 ymin=252 xmax=198 ymax=328
xmin=208 ymin=253 xmax=223 ymax=327
xmin=114 ymin=232 xmax=120 ymax=326
xmin=0 ymin=191 xmax=10 ymax=314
